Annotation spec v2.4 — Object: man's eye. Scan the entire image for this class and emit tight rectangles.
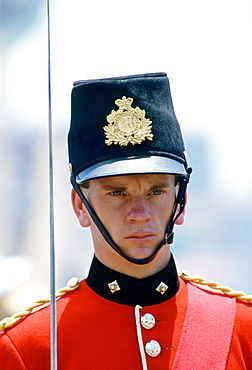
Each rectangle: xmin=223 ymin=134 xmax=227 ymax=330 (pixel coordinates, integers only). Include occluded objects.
xmin=152 ymin=190 xmax=163 ymax=195
xmin=110 ymin=191 xmax=122 ymax=196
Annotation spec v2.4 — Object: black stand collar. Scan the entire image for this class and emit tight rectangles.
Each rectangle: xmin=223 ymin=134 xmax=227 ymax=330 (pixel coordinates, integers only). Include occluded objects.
xmin=86 ymin=253 xmax=179 ymax=307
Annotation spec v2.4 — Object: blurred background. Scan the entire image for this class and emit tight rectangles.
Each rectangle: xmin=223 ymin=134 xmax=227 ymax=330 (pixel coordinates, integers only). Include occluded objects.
xmin=1 ymin=0 xmax=252 ymax=318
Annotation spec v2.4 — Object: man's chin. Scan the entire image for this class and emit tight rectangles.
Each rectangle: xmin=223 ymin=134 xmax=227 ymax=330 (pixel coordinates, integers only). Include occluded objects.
xmin=124 ymin=246 xmax=155 ymax=260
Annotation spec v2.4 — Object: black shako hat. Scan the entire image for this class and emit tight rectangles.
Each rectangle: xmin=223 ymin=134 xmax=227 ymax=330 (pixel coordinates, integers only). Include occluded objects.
xmin=68 ymin=72 xmax=188 ymax=182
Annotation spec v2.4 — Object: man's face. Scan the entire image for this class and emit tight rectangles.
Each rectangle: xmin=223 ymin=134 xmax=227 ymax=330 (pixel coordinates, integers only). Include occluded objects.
xmin=83 ymin=174 xmax=177 ymax=261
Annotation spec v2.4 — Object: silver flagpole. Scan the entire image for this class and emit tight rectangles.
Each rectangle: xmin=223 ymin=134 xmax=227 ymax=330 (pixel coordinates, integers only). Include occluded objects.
xmin=46 ymin=0 xmax=57 ymax=369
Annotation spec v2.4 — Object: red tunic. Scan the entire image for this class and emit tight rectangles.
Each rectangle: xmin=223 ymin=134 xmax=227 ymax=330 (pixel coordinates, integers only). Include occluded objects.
xmin=0 ymin=278 xmax=251 ymax=369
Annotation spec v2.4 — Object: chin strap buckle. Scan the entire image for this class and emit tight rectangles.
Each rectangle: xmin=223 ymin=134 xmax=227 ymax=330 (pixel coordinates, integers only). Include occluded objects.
xmin=164 ymin=231 xmax=174 ymax=245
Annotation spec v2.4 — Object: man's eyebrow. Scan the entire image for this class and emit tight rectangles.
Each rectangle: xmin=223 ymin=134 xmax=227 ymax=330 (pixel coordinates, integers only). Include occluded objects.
xmin=100 ymin=182 xmax=171 ymax=191
xmin=149 ymin=182 xmax=171 ymax=190
xmin=100 ymin=185 xmax=127 ymax=191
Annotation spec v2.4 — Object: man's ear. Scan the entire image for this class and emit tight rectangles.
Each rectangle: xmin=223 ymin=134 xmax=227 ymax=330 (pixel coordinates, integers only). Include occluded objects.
xmin=174 ymin=191 xmax=188 ymax=226
xmin=71 ymin=188 xmax=91 ymax=227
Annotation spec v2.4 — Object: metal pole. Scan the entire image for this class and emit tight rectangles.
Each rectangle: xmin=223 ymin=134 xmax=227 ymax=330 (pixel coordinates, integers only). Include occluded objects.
xmin=46 ymin=1 xmax=57 ymax=369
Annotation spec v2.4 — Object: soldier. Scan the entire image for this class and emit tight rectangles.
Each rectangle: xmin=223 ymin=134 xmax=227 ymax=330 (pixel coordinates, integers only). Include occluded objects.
xmin=0 ymin=73 xmax=251 ymax=369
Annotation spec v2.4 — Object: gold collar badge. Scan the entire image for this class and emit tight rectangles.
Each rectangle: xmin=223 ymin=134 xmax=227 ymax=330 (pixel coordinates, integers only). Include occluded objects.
xmin=103 ymin=96 xmax=154 ymax=146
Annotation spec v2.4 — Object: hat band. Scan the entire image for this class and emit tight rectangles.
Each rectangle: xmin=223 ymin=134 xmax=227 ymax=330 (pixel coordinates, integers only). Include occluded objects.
xmin=76 ymin=155 xmax=186 ymax=184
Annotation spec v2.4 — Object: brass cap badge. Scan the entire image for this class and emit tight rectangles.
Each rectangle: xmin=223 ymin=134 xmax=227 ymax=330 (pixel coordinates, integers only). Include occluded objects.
xmin=104 ymin=96 xmax=153 ymax=146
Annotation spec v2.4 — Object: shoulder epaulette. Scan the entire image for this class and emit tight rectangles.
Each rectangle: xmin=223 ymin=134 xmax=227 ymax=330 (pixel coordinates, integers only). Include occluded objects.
xmin=180 ymin=270 xmax=252 ymax=304
xmin=0 ymin=277 xmax=80 ymax=331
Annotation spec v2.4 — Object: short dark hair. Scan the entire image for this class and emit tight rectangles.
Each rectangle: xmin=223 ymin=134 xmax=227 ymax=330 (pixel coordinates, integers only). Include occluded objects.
xmin=80 ymin=180 xmax=90 ymax=189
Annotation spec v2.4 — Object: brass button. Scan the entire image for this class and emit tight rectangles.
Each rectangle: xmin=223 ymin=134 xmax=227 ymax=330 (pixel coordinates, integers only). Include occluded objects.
xmin=67 ymin=277 xmax=79 ymax=288
xmin=145 ymin=340 xmax=161 ymax=357
xmin=141 ymin=313 xmax=155 ymax=330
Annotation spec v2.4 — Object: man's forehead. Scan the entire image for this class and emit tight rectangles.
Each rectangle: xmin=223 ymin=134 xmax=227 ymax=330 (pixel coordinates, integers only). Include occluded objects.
xmin=90 ymin=173 xmax=175 ymax=187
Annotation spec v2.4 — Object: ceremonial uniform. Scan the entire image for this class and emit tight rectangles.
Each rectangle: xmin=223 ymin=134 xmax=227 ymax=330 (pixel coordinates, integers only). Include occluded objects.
xmin=0 ymin=255 xmax=252 ymax=369
xmin=1 ymin=73 xmax=251 ymax=369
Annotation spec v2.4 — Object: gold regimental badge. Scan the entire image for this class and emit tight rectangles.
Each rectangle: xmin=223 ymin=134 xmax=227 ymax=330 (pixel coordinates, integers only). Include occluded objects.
xmin=155 ymin=281 xmax=169 ymax=295
xmin=104 ymin=96 xmax=153 ymax=146
xmin=108 ymin=280 xmax=121 ymax=294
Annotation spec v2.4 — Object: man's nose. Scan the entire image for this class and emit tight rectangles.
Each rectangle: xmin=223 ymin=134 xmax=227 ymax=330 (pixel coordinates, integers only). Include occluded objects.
xmin=126 ymin=197 xmax=152 ymax=223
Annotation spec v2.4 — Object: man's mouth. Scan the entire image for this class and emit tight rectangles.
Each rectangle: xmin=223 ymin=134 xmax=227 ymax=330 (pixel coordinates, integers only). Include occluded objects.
xmin=126 ymin=232 xmax=155 ymax=242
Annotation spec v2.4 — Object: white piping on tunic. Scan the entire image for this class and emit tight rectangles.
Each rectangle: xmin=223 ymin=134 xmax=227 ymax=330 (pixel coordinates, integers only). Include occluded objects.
xmin=135 ymin=305 xmax=148 ymax=370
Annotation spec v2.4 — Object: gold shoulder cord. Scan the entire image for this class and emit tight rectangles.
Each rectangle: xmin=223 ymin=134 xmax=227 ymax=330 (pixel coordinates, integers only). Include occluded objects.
xmin=180 ymin=270 xmax=252 ymax=304
xmin=0 ymin=277 xmax=80 ymax=331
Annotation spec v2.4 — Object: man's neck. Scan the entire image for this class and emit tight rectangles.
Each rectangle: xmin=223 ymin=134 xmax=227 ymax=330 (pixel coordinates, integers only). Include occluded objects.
xmin=95 ymin=245 xmax=171 ymax=279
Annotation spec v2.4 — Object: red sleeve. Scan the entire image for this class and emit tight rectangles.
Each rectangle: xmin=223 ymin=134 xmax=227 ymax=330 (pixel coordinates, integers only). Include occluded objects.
xmin=227 ymin=300 xmax=252 ymax=369
xmin=0 ymin=331 xmax=27 ymax=369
